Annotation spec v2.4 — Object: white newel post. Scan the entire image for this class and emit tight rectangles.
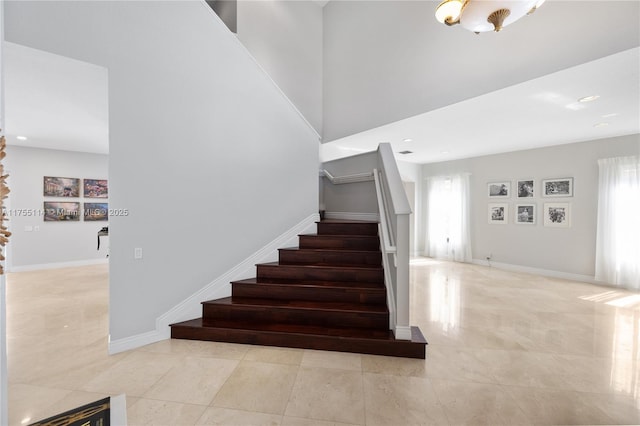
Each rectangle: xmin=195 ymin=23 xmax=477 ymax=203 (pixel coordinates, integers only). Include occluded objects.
xmin=394 ymin=213 xmax=412 ymax=340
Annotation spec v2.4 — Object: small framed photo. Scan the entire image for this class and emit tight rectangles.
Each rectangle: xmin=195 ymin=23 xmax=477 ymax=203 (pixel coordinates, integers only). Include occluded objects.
xmin=83 ymin=179 xmax=108 ymax=198
xmin=515 ymin=204 xmax=536 ymax=225
xmin=488 ymin=182 xmax=510 ymax=198
xmin=84 ymin=203 xmax=108 ymax=221
xmin=488 ymin=203 xmax=508 ymax=224
xmin=43 ymin=176 xmax=80 ymax=197
xmin=517 ymin=179 xmax=535 ymax=198
xmin=542 ymin=178 xmax=573 ymax=197
xmin=44 ymin=202 xmax=81 ymax=222
xmin=543 ymin=202 xmax=571 ymax=227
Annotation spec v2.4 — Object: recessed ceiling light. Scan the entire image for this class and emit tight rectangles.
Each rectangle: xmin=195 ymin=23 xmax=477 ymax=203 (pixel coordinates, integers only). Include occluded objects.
xmin=16 ymin=135 xmax=28 ymax=141
xmin=594 ymin=122 xmax=609 ymax=128
xmin=441 ymin=150 xmax=449 ymax=154
xmin=403 ymin=138 xmax=413 ymax=143
xmin=578 ymin=95 xmax=600 ymax=103
xmin=602 ymin=113 xmax=618 ymax=118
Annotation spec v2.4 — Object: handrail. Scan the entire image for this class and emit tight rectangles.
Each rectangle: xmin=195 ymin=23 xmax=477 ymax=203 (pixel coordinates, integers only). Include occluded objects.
xmin=319 ymin=169 xmax=374 ymax=185
xmin=373 ymin=169 xmax=397 ymax=257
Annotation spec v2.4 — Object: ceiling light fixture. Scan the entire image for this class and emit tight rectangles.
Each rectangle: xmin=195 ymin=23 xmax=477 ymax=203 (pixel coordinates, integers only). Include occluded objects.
xmin=403 ymin=138 xmax=413 ymax=142
xmin=578 ymin=95 xmax=600 ymax=103
xmin=601 ymin=113 xmax=619 ymax=118
xmin=435 ymin=0 xmax=546 ymax=33
xmin=594 ymin=122 xmax=609 ymax=128
xmin=16 ymin=135 xmax=28 ymax=141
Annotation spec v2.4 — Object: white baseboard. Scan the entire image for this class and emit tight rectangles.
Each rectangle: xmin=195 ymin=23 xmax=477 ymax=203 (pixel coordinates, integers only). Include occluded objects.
xmin=324 ymin=211 xmax=380 ymax=222
xmin=108 ymin=329 xmax=166 ymax=355
xmin=394 ymin=325 xmax=412 ymax=341
xmin=108 ymin=213 xmax=320 ymax=354
xmin=8 ymin=258 xmax=109 ymax=273
xmin=471 ymin=258 xmax=598 ymax=284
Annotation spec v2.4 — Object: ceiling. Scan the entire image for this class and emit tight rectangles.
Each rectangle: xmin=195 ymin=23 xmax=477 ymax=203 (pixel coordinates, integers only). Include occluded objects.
xmin=3 ymin=2 xmax=639 ymax=163
xmin=3 ymin=41 xmax=109 ymax=155
xmin=321 ymin=46 xmax=640 ymax=164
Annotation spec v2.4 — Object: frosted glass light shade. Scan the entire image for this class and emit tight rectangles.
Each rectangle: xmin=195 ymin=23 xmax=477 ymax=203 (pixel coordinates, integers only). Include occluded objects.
xmin=435 ymin=0 xmax=464 ymax=24
xmin=459 ymin=0 xmax=540 ymax=32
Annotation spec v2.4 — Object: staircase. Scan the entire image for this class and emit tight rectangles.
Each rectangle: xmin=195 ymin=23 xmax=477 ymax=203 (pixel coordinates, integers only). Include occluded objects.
xmin=170 ymin=219 xmax=427 ymax=358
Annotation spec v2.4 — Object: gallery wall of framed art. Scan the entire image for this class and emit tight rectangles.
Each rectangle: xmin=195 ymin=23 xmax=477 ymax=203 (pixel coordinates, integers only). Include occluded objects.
xmin=487 ymin=176 xmax=574 ymax=228
xmin=42 ymin=176 xmax=109 ymax=222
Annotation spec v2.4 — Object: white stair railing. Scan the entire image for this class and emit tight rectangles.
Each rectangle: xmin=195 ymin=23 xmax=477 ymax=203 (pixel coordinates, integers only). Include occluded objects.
xmin=375 ymin=143 xmax=412 ymax=340
xmin=319 ymin=143 xmax=412 ymax=340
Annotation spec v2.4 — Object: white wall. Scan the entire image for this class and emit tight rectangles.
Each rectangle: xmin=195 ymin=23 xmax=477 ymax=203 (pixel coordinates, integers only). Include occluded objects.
xmin=421 ymin=134 xmax=640 ymax=278
xmin=322 ymin=1 xmax=640 ymax=141
xmin=5 ymin=1 xmax=319 ymax=342
xmin=5 ymin=146 xmax=109 ymax=269
xmin=237 ymin=0 xmax=323 ymax=135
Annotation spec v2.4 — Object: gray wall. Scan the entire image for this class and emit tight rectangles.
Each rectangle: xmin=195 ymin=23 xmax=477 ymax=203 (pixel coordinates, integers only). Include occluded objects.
xmin=5 ymin=1 xmax=319 ymax=341
xmin=421 ymin=134 xmax=640 ymax=276
xmin=237 ymin=0 xmax=323 ymax=135
xmin=322 ymin=1 xmax=640 ymax=141
xmin=321 ymin=151 xmax=377 ymax=214
xmin=5 ymin=146 xmax=109 ymax=268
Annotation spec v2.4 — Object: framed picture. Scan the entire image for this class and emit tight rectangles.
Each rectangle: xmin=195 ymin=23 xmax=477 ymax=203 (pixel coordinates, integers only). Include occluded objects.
xmin=488 ymin=203 xmax=508 ymax=224
xmin=43 ymin=176 xmax=80 ymax=197
xmin=515 ymin=204 xmax=536 ymax=225
xmin=44 ymin=202 xmax=80 ymax=222
xmin=488 ymin=182 xmax=510 ymax=198
xmin=517 ymin=179 xmax=535 ymax=198
xmin=84 ymin=203 xmax=108 ymax=221
xmin=543 ymin=202 xmax=571 ymax=227
xmin=84 ymin=179 xmax=108 ymax=198
xmin=542 ymin=178 xmax=573 ymax=197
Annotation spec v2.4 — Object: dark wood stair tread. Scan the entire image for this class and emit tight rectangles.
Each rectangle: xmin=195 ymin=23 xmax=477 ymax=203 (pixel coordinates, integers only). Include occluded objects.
xmin=232 ymin=277 xmax=385 ymax=289
xmin=171 ymin=318 xmax=427 ymax=358
xmin=203 ymin=296 xmax=388 ymax=313
xmin=173 ymin=318 xmax=410 ymax=339
xmin=316 ymin=219 xmax=378 ymax=224
xmin=258 ymin=261 xmax=382 ymax=271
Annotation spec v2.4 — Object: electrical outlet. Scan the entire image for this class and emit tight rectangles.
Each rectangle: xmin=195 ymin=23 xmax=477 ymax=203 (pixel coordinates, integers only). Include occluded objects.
xmin=134 ymin=248 xmax=143 ymax=259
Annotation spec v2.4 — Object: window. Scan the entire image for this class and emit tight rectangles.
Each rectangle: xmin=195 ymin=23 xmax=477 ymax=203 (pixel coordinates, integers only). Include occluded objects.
xmin=425 ymin=173 xmax=472 ymax=262
xmin=595 ymin=156 xmax=640 ymax=290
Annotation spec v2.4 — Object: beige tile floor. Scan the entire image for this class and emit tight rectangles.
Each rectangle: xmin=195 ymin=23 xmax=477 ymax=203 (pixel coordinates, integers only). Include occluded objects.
xmin=6 ymin=259 xmax=640 ymax=425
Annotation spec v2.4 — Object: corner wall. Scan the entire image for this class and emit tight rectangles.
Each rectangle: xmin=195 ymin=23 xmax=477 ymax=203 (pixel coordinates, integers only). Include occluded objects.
xmin=421 ymin=134 xmax=640 ymax=278
xmin=5 ymin=1 xmax=319 ymax=343
xmin=5 ymin=146 xmax=109 ymax=270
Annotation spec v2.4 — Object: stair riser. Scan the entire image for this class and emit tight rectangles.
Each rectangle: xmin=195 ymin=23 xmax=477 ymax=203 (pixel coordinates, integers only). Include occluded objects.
xmin=202 ymin=304 xmax=388 ymax=330
xmin=232 ymin=283 xmax=386 ymax=304
xmin=317 ymin=222 xmax=378 ymax=236
xmin=171 ymin=327 xmax=426 ymax=359
xmin=279 ymin=249 xmax=381 ymax=266
xmin=299 ymin=235 xmax=380 ymax=251
xmin=257 ymin=264 xmax=383 ymax=284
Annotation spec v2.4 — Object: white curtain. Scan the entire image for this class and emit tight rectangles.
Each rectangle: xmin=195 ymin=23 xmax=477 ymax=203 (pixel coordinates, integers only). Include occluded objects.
xmin=425 ymin=173 xmax=472 ymax=262
xmin=595 ymin=156 xmax=640 ymax=290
